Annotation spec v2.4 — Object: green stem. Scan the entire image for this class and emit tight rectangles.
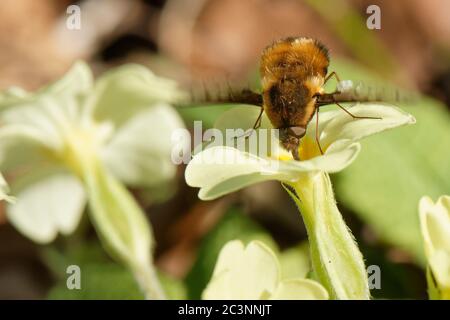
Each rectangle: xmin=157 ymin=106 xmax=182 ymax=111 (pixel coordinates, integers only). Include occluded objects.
xmin=82 ymin=159 xmax=166 ymax=299
xmin=284 ymin=171 xmax=369 ymax=300
xmin=133 ymin=263 xmax=166 ymax=300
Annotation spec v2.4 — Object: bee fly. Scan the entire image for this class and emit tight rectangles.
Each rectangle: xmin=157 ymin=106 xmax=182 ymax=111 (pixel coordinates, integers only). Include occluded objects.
xmin=186 ymin=36 xmax=383 ymax=160
xmin=258 ymin=36 xmax=383 ymax=160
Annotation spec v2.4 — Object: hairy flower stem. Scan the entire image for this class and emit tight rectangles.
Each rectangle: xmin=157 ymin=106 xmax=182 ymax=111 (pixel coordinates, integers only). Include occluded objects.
xmin=284 ymin=171 xmax=369 ymax=300
xmin=133 ymin=262 xmax=166 ymax=300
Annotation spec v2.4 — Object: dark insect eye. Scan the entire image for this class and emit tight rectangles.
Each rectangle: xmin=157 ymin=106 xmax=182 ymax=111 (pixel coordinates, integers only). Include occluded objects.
xmin=288 ymin=126 xmax=306 ymax=138
xmin=323 ymin=67 xmax=328 ymax=75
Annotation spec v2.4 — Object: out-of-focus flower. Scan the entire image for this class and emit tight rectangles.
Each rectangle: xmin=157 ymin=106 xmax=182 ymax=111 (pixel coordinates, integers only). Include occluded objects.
xmin=0 ymin=61 xmax=187 ymax=299
xmin=202 ymin=240 xmax=328 ymax=300
xmin=0 ymin=173 xmax=13 ymax=202
xmin=0 ymin=61 xmax=185 ymax=242
xmin=186 ymin=104 xmax=415 ymax=299
xmin=419 ymin=195 xmax=450 ymax=300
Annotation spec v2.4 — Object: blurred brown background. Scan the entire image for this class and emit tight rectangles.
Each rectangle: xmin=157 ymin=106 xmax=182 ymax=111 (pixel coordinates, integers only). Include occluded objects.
xmin=0 ymin=0 xmax=449 ymax=299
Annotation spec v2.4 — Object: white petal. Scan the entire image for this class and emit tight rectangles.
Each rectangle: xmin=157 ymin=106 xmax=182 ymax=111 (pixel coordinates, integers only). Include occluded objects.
xmin=0 ymin=87 xmax=29 ymax=109
xmin=0 ymin=95 xmax=83 ymax=151
xmin=278 ymin=139 xmax=361 ymax=174
xmin=419 ymin=195 xmax=450 ymax=288
xmin=419 ymin=195 xmax=450 ymax=255
xmin=102 ymin=103 xmax=186 ymax=187
xmin=186 ymin=139 xmax=361 ymax=200
xmin=7 ymin=173 xmax=86 ymax=243
xmin=315 ymin=103 xmax=415 ymax=146
xmin=187 ymin=105 xmax=406 ymax=200
xmin=202 ymin=240 xmax=280 ymax=299
xmin=87 ymin=64 xmax=186 ymax=128
xmin=40 ymin=61 xmax=93 ymax=97
xmin=0 ymin=61 xmax=92 ymax=110
xmin=0 ymin=173 xmax=13 ymax=202
xmin=185 ymin=146 xmax=295 ymax=200
xmin=428 ymin=250 xmax=450 ymax=289
xmin=0 ymin=125 xmax=58 ymax=174
xmin=270 ymin=279 xmax=329 ymax=300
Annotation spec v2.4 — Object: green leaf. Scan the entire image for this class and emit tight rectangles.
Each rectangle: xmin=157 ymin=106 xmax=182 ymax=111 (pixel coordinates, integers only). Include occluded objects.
xmin=47 ymin=263 xmax=144 ymax=300
xmin=178 ymin=105 xmax=234 ymax=129
xmin=304 ymin=0 xmax=396 ymax=77
xmin=335 ymin=97 xmax=450 ymax=264
xmin=158 ymin=272 xmax=187 ymax=300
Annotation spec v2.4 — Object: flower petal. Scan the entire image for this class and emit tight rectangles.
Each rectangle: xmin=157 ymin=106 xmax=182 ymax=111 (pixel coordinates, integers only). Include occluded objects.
xmin=0 ymin=93 xmax=88 ymax=152
xmin=0 ymin=125 xmax=60 ymax=182
xmin=87 ymin=64 xmax=186 ymax=128
xmin=186 ymin=138 xmax=361 ymax=200
xmin=419 ymin=196 xmax=450 ymax=256
xmin=270 ymin=279 xmax=329 ymax=300
xmin=39 ymin=61 xmax=93 ymax=98
xmin=202 ymin=240 xmax=279 ymax=299
xmin=428 ymin=251 xmax=450 ymax=291
xmin=0 ymin=173 xmax=14 ymax=202
xmin=0 ymin=61 xmax=93 ymax=110
xmin=7 ymin=172 xmax=86 ymax=243
xmin=185 ymin=146 xmax=296 ymax=200
xmin=315 ymin=103 xmax=415 ymax=146
xmin=278 ymin=139 xmax=361 ymax=174
xmin=102 ymin=103 xmax=186 ymax=187
xmin=419 ymin=195 xmax=450 ymax=290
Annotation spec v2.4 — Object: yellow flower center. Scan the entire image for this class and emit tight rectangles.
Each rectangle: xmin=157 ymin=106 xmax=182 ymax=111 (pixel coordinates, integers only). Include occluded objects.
xmin=46 ymin=120 xmax=110 ymax=178
xmin=298 ymin=136 xmax=323 ymax=160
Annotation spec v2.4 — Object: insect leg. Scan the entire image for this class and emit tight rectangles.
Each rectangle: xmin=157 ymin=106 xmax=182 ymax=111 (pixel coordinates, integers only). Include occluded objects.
xmin=333 ymin=100 xmax=382 ymax=120
xmin=324 ymin=71 xmax=341 ymax=85
xmin=253 ymin=107 xmax=264 ymax=130
xmin=315 ymin=108 xmax=324 ymax=155
xmin=234 ymin=106 xmax=264 ymax=139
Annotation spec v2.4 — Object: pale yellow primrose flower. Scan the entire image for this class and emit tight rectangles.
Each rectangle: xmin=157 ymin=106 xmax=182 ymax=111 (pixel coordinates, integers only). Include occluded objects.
xmin=0 ymin=62 xmax=185 ymax=243
xmin=186 ymin=104 xmax=415 ymax=200
xmin=0 ymin=61 xmax=186 ymax=299
xmin=202 ymin=240 xmax=328 ymax=300
xmin=419 ymin=195 xmax=450 ymax=299
xmin=186 ymin=104 xmax=415 ymax=300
